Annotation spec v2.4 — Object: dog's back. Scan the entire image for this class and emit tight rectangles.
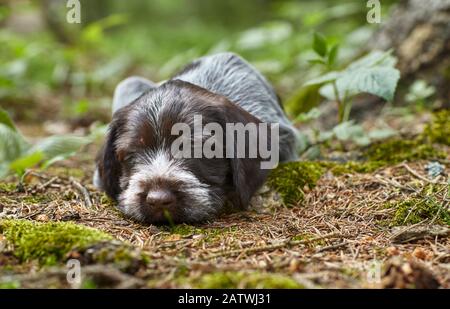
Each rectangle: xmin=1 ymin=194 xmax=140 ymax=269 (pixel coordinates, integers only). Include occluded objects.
xmin=172 ymin=52 xmax=299 ymax=162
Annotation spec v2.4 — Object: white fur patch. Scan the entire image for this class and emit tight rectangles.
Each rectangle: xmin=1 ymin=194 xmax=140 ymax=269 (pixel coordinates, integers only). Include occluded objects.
xmin=118 ymin=149 xmax=215 ymax=221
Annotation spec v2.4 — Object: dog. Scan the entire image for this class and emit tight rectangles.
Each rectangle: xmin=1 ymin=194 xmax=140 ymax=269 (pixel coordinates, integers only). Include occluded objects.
xmin=94 ymin=52 xmax=299 ymax=224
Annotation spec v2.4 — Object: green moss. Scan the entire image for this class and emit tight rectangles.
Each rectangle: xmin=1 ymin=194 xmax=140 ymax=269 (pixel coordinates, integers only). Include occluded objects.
xmin=267 ymin=162 xmax=324 ymax=205
xmin=166 ymin=224 xmax=237 ymax=243
xmin=291 ymin=233 xmax=326 ymax=246
xmin=365 ymin=139 xmax=446 ymax=164
xmin=81 ymin=279 xmax=98 ymax=289
xmin=46 ymin=167 xmax=85 ymax=178
xmin=169 ymin=224 xmax=205 ymax=236
xmin=385 ymin=198 xmax=450 ymax=226
xmin=319 ymin=161 xmax=384 ymax=175
xmin=0 ymin=219 xmax=112 ymax=265
xmin=21 ymin=194 xmax=52 ymax=204
xmin=0 ymin=281 xmax=21 ymax=289
xmin=340 ymin=267 xmax=361 ymax=279
xmin=179 ymin=271 xmax=304 ymax=289
xmin=77 ymin=241 xmax=149 ymax=272
xmin=423 ymin=110 xmax=450 ymax=146
xmin=0 ymin=183 xmax=16 ymax=193
xmin=100 ymin=193 xmax=116 ymax=207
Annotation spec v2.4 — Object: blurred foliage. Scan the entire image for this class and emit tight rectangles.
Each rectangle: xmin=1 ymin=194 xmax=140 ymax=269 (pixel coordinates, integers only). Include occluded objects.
xmin=1 ymin=0 xmax=393 ymax=122
xmin=0 ymin=0 xmax=422 ymax=176
xmin=0 ymin=107 xmax=103 ymax=177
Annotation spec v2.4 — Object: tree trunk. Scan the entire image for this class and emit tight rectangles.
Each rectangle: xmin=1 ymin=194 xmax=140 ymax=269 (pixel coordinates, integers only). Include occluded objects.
xmin=369 ymin=0 xmax=450 ymax=107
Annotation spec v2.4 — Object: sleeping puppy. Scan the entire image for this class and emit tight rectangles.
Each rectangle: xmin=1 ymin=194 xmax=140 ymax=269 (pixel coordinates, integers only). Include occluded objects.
xmin=94 ymin=52 xmax=298 ymax=224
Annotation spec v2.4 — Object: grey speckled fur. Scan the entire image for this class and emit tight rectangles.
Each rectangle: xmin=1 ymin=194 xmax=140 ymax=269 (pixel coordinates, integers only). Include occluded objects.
xmin=112 ymin=52 xmax=299 ymax=163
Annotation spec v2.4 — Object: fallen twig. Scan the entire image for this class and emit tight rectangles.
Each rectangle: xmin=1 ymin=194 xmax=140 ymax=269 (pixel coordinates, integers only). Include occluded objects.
xmin=390 ymin=223 xmax=449 ymax=244
xmin=37 ymin=176 xmax=58 ymax=191
xmin=374 ymin=174 xmax=416 ymax=192
xmin=402 ymin=163 xmax=447 ymax=185
xmin=204 ymin=232 xmax=344 ymax=260
xmin=316 ymin=241 xmax=348 ymax=252
xmin=70 ymin=177 xmax=93 ymax=208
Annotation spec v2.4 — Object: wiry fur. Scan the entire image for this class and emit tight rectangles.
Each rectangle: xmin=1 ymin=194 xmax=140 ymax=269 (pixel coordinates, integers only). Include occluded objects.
xmin=95 ymin=52 xmax=298 ymax=224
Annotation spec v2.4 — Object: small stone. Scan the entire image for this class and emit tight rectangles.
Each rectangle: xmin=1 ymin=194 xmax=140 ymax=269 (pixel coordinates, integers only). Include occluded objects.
xmin=412 ymin=247 xmax=433 ymax=261
xmin=326 ymin=193 xmax=336 ymax=199
xmin=401 ymin=263 xmax=413 ymax=275
xmin=386 ymin=246 xmax=400 ymax=256
xmin=289 ymin=259 xmax=300 ymax=272
xmin=258 ymin=260 xmax=267 ymax=268
xmin=35 ymin=214 xmax=49 ymax=222
xmin=425 ymin=161 xmax=445 ymax=179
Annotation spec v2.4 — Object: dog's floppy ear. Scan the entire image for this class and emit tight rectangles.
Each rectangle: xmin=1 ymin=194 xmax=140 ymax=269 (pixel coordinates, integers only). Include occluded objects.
xmin=95 ymin=117 xmax=124 ymax=201
xmin=220 ymin=100 xmax=270 ymax=209
xmin=112 ymin=76 xmax=156 ymax=115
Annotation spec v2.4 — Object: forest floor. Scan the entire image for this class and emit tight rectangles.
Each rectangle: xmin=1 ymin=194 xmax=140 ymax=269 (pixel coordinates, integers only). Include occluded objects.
xmin=0 ymin=109 xmax=449 ymax=289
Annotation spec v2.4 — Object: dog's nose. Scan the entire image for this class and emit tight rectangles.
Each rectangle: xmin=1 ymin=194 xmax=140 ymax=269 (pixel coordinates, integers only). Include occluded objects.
xmin=146 ymin=190 xmax=176 ymax=209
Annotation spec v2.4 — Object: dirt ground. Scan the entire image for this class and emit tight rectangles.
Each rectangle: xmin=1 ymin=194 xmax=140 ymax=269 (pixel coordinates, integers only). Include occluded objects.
xmin=0 ymin=111 xmax=449 ymax=289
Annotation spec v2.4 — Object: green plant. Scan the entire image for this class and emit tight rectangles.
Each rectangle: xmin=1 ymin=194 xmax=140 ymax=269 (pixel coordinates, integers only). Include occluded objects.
xmin=0 ymin=108 xmax=99 ymax=178
xmin=317 ymin=120 xmax=397 ymax=147
xmin=304 ymin=33 xmax=400 ymax=123
xmin=405 ymin=80 xmax=435 ymax=106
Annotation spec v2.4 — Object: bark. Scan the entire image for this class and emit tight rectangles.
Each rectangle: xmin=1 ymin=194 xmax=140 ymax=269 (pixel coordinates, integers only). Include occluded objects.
xmin=369 ymin=0 xmax=450 ymax=106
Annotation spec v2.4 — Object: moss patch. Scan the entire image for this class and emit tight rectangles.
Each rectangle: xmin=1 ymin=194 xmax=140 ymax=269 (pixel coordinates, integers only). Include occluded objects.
xmin=365 ymin=139 xmax=446 ymax=164
xmin=0 ymin=183 xmax=16 ymax=193
xmin=0 ymin=219 xmax=112 ymax=265
xmin=319 ymin=161 xmax=384 ymax=175
xmin=46 ymin=167 xmax=85 ymax=178
xmin=21 ymin=194 xmax=52 ymax=204
xmin=165 ymin=224 xmax=237 ymax=243
xmin=291 ymin=233 xmax=326 ymax=247
xmin=385 ymin=198 xmax=450 ymax=226
xmin=177 ymin=271 xmax=304 ymax=288
xmin=0 ymin=281 xmax=21 ymax=289
xmin=168 ymin=224 xmax=206 ymax=236
xmin=70 ymin=241 xmax=149 ymax=274
xmin=267 ymin=162 xmax=324 ymax=205
xmin=423 ymin=109 xmax=450 ymax=146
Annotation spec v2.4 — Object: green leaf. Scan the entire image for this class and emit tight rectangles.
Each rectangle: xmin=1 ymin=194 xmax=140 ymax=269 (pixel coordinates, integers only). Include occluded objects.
xmin=303 ymin=71 xmax=340 ymax=87
xmin=81 ymin=14 xmax=128 ymax=45
xmin=0 ymin=108 xmax=17 ymax=131
xmin=368 ymin=128 xmax=397 ymax=140
xmin=318 ymin=130 xmax=334 ymax=142
xmin=29 ymin=135 xmax=92 ymax=160
xmin=9 ymin=151 xmax=44 ymax=176
xmin=237 ymin=21 xmax=293 ymax=50
xmin=335 ymin=66 xmax=400 ymax=101
xmin=0 ymin=123 xmax=28 ymax=162
xmin=328 ymin=44 xmax=339 ymax=67
xmin=313 ymin=33 xmax=328 ymax=57
xmin=0 ymin=163 xmax=9 ymax=178
xmin=295 ymin=108 xmax=322 ymax=123
xmin=41 ymin=152 xmax=76 ymax=170
xmin=347 ymin=50 xmax=396 ymax=71
xmin=405 ymin=80 xmax=436 ymax=102
xmin=285 ymin=84 xmax=322 ymax=116
xmin=308 ymin=58 xmax=327 ymax=66
xmin=333 ymin=121 xmax=370 ymax=146
xmin=333 ymin=121 xmax=357 ymax=141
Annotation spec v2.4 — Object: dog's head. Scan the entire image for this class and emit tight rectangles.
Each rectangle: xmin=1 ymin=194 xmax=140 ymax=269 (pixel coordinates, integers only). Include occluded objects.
xmin=95 ymin=80 xmax=270 ymax=224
